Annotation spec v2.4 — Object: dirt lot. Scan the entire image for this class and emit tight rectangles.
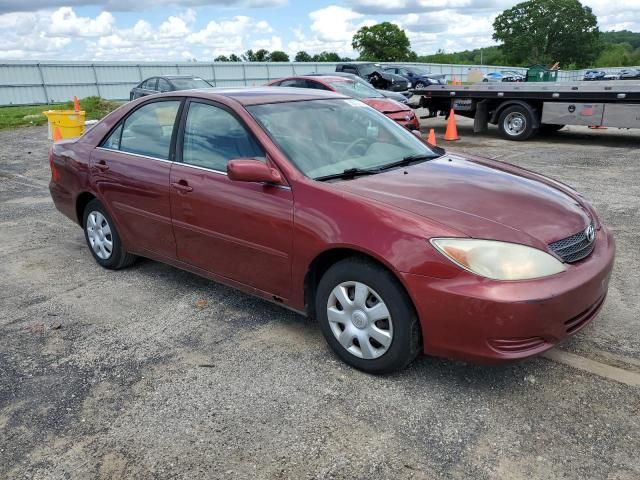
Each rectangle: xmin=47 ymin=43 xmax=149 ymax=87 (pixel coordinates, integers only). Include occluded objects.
xmin=1 ymin=119 xmax=639 ymax=479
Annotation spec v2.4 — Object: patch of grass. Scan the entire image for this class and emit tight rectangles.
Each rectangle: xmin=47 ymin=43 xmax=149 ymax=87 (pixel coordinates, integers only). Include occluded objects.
xmin=0 ymin=96 xmax=123 ymax=130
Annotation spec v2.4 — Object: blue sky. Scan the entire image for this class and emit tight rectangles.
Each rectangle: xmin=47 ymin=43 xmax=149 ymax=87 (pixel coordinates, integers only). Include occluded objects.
xmin=0 ymin=0 xmax=637 ymax=61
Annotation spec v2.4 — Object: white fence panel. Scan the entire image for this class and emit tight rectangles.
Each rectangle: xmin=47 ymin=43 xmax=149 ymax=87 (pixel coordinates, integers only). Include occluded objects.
xmin=1 ymin=60 xmax=638 ymax=105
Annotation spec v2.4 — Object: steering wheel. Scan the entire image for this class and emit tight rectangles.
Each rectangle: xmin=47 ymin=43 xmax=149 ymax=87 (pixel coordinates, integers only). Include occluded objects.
xmin=340 ymin=138 xmax=370 ymax=162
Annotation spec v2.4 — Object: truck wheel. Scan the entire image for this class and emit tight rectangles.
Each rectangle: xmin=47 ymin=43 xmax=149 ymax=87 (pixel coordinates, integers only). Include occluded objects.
xmin=497 ymin=105 xmax=537 ymax=141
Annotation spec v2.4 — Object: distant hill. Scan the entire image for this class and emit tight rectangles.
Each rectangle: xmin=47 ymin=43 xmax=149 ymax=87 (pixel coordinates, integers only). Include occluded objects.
xmin=416 ymin=31 xmax=640 ymax=68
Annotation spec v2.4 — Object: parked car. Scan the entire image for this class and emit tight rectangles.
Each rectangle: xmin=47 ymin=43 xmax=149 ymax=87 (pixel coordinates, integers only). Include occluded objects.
xmin=603 ymin=73 xmax=621 ymax=81
xmin=583 ymin=70 xmax=606 ymax=81
xmin=130 ymin=75 xmax=212 ymax=100
xmin=335 ymin=63 xmax=409 ymax=92
xmin=483 ymin=71 xmax=525 ymax=82
xmin=618 ymin=68 xmax=640 ymax=80
xmin=307 ymin=72 xmax=411 ymax=103
xmin=383 ymin=65 xmax=446 ymax=88
xmin=49 ymin=88 xmax=615 ymax=373
xmin=266 ymin=75 xmax=419 ymax=130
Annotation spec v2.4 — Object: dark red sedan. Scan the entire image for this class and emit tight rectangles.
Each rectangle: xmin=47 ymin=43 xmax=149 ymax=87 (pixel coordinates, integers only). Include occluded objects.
xmin=266 ymin=75 xmax=420 ymax=130
xmin=49 ymin=88 xmax=615 ymax=373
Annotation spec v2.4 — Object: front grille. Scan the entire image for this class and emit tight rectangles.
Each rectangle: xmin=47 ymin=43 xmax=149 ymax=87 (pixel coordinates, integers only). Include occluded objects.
xmin=549 ymin=224 xmax=596 ymax=263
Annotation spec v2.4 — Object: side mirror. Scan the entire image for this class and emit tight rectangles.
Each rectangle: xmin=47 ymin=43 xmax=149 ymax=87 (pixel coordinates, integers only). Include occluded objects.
xmin=411 ymin=130 xmax=422 ymax=139
xmin=227 ymin=159 xmax=283 ymax=185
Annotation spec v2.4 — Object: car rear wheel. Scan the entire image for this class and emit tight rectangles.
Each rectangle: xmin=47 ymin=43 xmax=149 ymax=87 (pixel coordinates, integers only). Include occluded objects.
xmin=315 ymin=257 xmax=421 ymax=374
xmin=83 ymin=199 xmax=136 ymax=270
xmin=498 ymin=105 xmax=537 ymax=141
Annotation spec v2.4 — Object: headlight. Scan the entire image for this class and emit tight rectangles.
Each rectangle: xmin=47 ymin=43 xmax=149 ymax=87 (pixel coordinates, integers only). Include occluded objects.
xmin=430 ymin=238 xmax=566 ymax=281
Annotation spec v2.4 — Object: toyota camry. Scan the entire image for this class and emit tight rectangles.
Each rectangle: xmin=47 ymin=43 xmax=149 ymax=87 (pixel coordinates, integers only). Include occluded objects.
xmin=49 ymin=88 xmax=615 ymax=373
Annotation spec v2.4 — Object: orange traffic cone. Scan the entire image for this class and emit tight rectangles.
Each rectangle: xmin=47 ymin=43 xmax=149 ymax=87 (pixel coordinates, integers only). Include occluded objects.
xmin=427 ymin=128 xmax=437 ymax=145
xmin=53 ymin=127 xmax=63 ymax=142
xmin=444 ymin=109 xmax=459 ymax=141
xmin=73 ymin=96 xmax=80 ymax=112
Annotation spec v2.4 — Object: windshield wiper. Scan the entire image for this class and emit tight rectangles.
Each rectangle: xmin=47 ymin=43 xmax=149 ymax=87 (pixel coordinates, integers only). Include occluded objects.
xmin=314 ymin=167 xmax=379 ymax=182
xmin=376 ymin=153 xmax=438 ymax=172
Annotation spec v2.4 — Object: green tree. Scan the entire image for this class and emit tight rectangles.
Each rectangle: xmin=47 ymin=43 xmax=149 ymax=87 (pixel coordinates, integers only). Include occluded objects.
xmin=312 ymin=51 xmax=341 ymax=62
xmin=295 ymin=51 xmax=312 ymax=62
xmin=214 ymin=55 xmax=229 ymax=62
xmin=242 ymin=49 xmax=256 ymax=62
xmin=229 ymin=54 xmax=241 ymax=62
xmin=594 ymin=43 xmax=632 ymax=67
xmin=493 ymin=0 xmax=600 ymax=68
xmin=351 ymin=22 xmax=416 ymax=61
xmin=254 ymin=49 xmax=270 ymax=62
xmin=268 ymin=50 xmax=290 ymax=62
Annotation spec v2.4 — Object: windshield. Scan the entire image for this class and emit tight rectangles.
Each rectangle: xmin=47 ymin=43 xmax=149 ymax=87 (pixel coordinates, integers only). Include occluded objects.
xmin=171 ymin=78 xmax=212 ymax=90
xmin=327 ymin=80 xmax=384 ymax=99
xmin=407 ymin=67 xmax=430 ymax=75
xmin=358 ymin=64 xmax=377 ymax=76
xmin=247 ymin=99 xmax=440 ymax=180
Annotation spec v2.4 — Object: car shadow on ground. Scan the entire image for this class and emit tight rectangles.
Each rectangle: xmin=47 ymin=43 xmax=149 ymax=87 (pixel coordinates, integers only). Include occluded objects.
xmin=128 ymin=256 xmax=555 ymax=391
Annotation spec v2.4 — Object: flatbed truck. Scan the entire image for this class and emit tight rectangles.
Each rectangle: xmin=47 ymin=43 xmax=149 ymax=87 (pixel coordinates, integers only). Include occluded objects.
xmin=413 ymin=82 xmax=640 ymax=141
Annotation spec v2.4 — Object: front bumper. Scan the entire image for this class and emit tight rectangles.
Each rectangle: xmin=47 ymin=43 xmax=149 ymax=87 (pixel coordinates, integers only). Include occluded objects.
xmin=402 ymin=227 xmax=615 ymax=363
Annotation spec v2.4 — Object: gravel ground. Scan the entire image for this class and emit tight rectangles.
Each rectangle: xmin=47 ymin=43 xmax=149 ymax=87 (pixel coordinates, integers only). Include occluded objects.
xmin=1 ymin=121 xmax=639 ymax=479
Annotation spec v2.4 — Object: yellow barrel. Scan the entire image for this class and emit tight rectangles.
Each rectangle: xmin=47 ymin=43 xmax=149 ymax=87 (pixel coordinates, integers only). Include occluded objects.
xmin=42 ymin=110 xmax=86 ymax=141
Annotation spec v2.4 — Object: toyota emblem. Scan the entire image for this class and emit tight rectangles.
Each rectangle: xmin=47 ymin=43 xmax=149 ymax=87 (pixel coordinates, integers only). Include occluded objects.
xmin=585 ymin=224 xmax=595 ymax=242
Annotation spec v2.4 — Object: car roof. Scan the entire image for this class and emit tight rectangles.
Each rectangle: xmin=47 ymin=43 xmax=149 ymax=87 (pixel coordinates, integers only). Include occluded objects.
xmin=161 ymin=75 xmax=202 ymax=79
xmin=185 ymin=86 xmax=348 ymax=106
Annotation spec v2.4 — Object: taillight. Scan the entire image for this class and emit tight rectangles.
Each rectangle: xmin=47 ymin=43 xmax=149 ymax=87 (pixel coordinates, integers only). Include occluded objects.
xmin=49 ymin=147 xmax=60 ymax=182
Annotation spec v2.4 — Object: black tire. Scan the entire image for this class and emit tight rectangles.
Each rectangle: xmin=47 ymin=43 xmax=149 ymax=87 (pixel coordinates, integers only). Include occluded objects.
xmin=539 ymin=123 xmax=565 ymax=135
xmin=83 ymin=199 xmax=136 ymax=270
xmin=497 ymin=104 xmax=537 ymax=141
xmin=315 ymin=257 xmax=421 ymax=374
xmin=415 ymin=82 xmax=426 ymax=89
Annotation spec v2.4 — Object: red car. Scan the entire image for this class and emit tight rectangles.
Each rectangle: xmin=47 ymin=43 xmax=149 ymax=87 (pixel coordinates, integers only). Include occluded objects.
xmin=266 ymin=75 xmax=420 ymax=130
xmin=49 ymin=88 xmax=615 ymax=373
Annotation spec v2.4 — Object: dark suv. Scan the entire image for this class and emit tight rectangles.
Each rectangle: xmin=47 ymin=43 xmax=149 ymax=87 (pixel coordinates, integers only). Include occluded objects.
xmin=130 ymin=75 xmax=212 ymax=100
xmin=335 ymin=63 xmax=408 ymax=92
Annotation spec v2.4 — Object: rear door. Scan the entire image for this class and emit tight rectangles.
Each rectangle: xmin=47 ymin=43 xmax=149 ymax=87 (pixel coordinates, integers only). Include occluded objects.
xmin=91 ymin=98 xmax=182 ymax=258
xmin=169 ymin=99 xmax=294 ymax=298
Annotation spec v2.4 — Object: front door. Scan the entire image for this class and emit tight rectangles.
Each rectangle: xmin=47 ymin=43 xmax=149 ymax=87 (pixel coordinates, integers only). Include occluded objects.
xmin=91 ymin=99 xmax=182 ymax=258
xmin=169 ymin=100 xmax=294 ymax=298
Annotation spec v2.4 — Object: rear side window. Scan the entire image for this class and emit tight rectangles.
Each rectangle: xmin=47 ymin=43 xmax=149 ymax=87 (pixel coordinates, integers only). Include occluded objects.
xmin=181 ymin=101 xmax=264 ymax=172
xmin=102 ymin=100 xmax=181 ymax=160
xmin=157 ymin=78 xmax=171 ymax=92
xmin=279 ymin=79 xmax=306 ymax=88
xmin=305 ymin=80 xmax=330 ymax=90
xmin=142 ymin=78 xmax=157 ymax=90
xmin=342 ymin=66 xmax=357 ymax=74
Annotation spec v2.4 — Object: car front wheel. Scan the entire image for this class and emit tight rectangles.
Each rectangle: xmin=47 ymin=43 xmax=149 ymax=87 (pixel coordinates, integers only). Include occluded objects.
xmin=315 ymin=258 xmax=421 ymax=374
xmin=83 ymin=199 xmax=136 ymax=269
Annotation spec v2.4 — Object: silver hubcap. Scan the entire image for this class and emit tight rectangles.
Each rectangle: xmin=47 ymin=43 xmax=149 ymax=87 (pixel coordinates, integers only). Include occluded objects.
xmin=86 ymin=211 xmax=113 ymax=260
xmin=504 ymin=112 xmax=527 ymax=136
xmin=327 ymin=281 xmax=393 ymax=360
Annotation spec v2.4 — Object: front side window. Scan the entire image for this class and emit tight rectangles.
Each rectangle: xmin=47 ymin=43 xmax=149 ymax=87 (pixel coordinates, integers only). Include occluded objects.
xmin=248 ymin=99 xmax=439 ymax=179
xmin=110 ymin=100 xmax=181 ymax=160
xmin=181 ymin=102 xmax=264 ymax=172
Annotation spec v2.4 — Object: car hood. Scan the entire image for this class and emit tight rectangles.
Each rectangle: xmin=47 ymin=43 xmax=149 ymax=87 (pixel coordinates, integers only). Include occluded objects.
xmin=331 ymin=153 xmax=591 ymax=248
xmin=362 ymin=97 xmax=411 ymax=113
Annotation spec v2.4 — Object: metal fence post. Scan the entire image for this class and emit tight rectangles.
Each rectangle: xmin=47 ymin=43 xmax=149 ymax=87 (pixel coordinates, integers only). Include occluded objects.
xmin=211 ymin=63 xmax=217 ymax=86
xmin=91 ymin=64 xmax=101 ymax=98
xmin=265 ymin=62 xmax=270 ymax=83
xmin=137 ymin=64 xmax=143 ymax=81
xmin=242 ymin=63 xmax=247 ymax=86
xmin=36 ymin=63 xmax=49 ymax=104
xmin=176 ymin=63 xmax=180 ymax=74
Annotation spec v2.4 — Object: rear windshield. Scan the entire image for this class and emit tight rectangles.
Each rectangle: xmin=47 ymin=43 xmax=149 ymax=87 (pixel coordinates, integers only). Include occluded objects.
xmin=327 ymin=80 xmax=383 ymax=99
xmin=171 ymin=78 xmax=212 ymax=90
